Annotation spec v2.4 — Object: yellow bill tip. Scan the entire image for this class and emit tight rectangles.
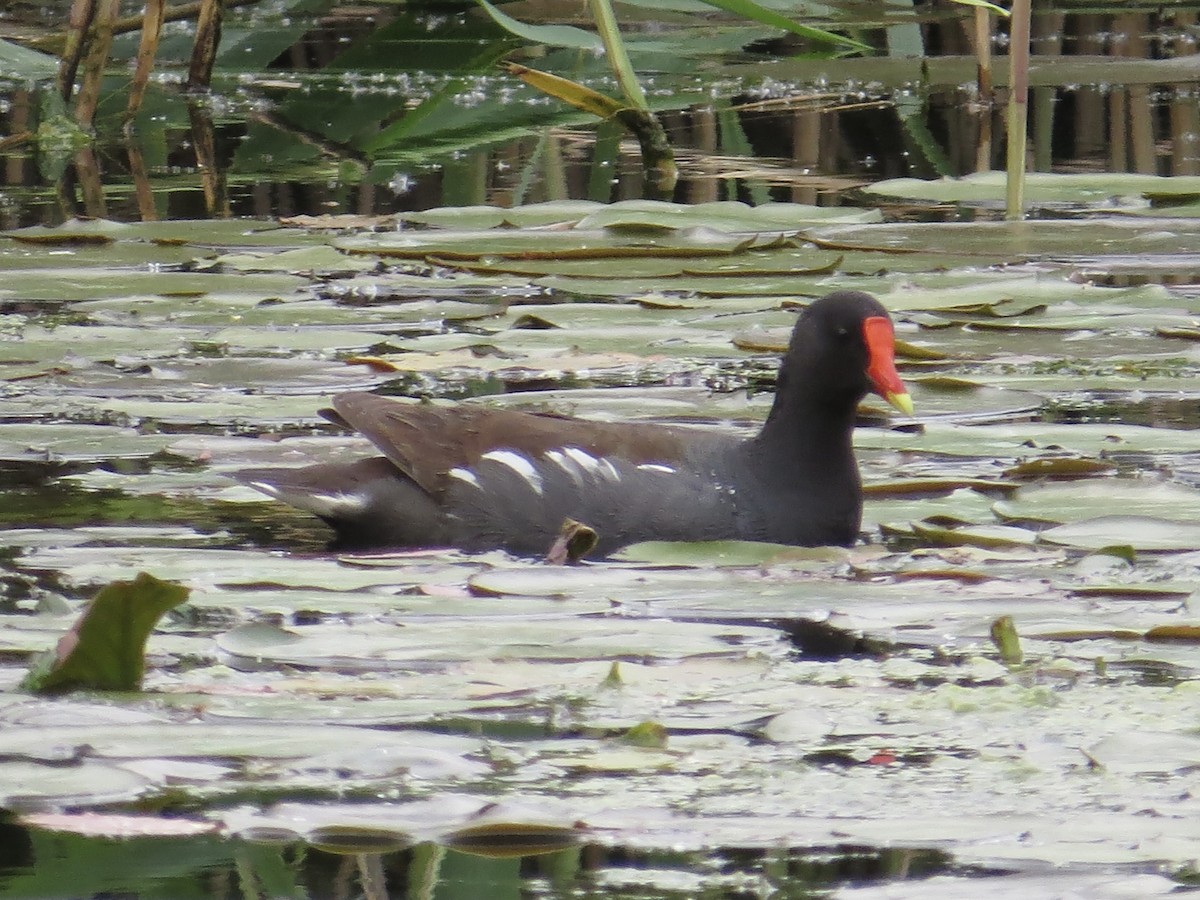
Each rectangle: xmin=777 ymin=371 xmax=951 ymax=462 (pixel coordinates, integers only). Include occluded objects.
xmin=886 ymin=391 xmax=914 ymax=416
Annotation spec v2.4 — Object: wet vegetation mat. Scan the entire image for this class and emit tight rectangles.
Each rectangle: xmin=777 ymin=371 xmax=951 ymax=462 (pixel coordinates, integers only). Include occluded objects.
xmin=1 ymin=193 xmax=1200 ymax=896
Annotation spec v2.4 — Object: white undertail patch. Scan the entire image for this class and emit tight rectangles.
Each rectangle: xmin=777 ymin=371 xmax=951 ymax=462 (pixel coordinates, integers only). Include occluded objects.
xmin=312 ymin=491 xmax=371 ymax=515
xmin=244 ymin=479 xmax=283 ymax=500
xmin=246 ymin=480 xmax=371 ymax=516
xmin=480 ymin=450 xmax=544 ymax=494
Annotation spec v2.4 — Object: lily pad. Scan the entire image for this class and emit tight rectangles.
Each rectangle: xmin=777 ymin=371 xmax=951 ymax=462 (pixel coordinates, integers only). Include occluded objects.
xmin=612 ymin=540 xmax=846 ymax=566
xmin=1039 ymin=516 xmax=1200 ymax=551
xmin=994 ymin=481 xmax=1200 ymax=527
xmin=865 ymin=173 xmax=1200 ymax=205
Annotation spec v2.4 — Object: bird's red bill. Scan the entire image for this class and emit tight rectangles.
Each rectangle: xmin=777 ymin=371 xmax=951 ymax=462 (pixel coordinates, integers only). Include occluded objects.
xmin=862 ymin=315 xmax=911 ymax=413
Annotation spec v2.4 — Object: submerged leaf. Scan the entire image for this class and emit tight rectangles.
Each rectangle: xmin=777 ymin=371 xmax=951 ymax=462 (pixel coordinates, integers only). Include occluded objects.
xmin=306 ymin=825 xmax=414 ymax=855
xmin=695 ymin=0 xmax=869 ymax=50
xmin=440 ymin=819 xmax=584 ymax=858
xmin=480 ymin=2 xmax=603 ymax=51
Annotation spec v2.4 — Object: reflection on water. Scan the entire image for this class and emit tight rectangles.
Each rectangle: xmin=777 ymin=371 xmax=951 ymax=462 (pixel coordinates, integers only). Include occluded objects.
xmin=1048 ymin=393 xmax=1200 ymax=430
xmin=0 ymin=826 xmax=966 ymax=899
xmin=0 ymin=5 xmax=1198 ymax=225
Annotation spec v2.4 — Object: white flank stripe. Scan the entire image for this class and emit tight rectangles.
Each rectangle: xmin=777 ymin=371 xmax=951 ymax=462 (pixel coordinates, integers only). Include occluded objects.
xmin=448 ymin=467 xmax=480 ymax=487
xmin=545 ymin=449 xmax=586 ymax=488
xmin=563 ymin=446 xmax=602 ymax=474
xmin=636 ymin=463 xmax=675 ymax=474
xmin=481 ymin=450 xmax=544 ymax=494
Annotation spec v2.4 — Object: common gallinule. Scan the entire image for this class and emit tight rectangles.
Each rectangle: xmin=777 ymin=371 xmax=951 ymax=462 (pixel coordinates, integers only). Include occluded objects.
xmin=237 ymin=290 xmax=911 ymax=556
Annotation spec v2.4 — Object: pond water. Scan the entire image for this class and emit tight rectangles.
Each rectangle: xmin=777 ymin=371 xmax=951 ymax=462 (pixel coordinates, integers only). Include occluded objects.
xmin=3 ymin=2 xmax=1200 ymax=899
xmin=2 ymin=1 xmax=1200 ymax=222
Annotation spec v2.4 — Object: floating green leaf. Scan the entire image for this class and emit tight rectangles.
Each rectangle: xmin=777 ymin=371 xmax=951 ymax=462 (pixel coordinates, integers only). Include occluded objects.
xmin=1040 ymin=516 xmax=1200 ymax=552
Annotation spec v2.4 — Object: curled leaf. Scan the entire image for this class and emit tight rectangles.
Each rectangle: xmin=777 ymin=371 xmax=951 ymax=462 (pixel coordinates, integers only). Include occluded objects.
xmin=990 ymin=615 xmax=1023 ymax=665
xmin=21 ymin=572 xmax=189 ymax=694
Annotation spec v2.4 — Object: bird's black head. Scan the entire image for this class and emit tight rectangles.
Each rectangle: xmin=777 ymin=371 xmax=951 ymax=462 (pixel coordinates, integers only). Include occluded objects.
xmin=781 ymin=291 xmax=910 ymax=413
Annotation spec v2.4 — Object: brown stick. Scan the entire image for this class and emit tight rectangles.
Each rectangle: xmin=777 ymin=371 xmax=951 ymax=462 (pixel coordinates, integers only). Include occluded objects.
xmin=56 ymin=0 xmax=97 ymax=101
xmin=188 ymin=101 xmax=230 ymax=216
xmin=74 ymin=146 xmax=108 ymax=217
xmin=1004 ymin=0 xmax=1031 ymax=220
xmin=126 ymin=140 xmax=158 ymax=220
xmin=187 ymin=0 xmax=225 ymax=89
xmin=73 ymin=0 xmax=118 ymax=128
xmin=126 ymin=0 xmax=166 ymax=122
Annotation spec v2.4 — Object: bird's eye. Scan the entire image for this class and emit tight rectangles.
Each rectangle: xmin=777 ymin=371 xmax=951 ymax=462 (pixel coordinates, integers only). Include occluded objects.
xmin=835 ymin=326 xmax=850 ymax=338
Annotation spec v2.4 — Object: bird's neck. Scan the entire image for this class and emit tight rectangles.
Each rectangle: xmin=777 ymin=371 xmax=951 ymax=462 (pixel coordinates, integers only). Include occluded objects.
xmin=742 ymin=381 xmax=863 ymax=546
xmin=753 ymin=359 xmax=859 ymax=472
xmin=754 ymin=395 xmax=857 ymax=472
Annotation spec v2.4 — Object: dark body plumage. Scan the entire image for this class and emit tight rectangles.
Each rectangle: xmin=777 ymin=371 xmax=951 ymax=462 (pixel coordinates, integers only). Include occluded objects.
xmin=237 ymin=291 xmax=910 ymax=557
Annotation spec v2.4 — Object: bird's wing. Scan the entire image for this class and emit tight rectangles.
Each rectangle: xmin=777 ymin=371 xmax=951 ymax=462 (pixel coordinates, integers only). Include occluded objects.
xmin=326 ymin=392 xmax=696 ymax=499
